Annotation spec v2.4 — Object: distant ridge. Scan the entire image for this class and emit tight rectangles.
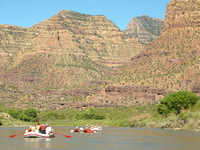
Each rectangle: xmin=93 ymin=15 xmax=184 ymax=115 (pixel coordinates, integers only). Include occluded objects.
xmin=124 ymin=15 xmax=164 ymax=45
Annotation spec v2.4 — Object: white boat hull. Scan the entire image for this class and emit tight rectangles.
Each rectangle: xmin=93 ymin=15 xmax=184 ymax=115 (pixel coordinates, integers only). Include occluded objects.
xmin=24 ymin=132 xmax=55 ymax=138
xmin=90 ymin=128 xmax=102 ymax=132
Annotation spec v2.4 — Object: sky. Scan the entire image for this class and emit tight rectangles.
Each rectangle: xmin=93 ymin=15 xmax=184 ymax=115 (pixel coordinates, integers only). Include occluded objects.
xmin=0 ymin=0 xmax=171 ymax=30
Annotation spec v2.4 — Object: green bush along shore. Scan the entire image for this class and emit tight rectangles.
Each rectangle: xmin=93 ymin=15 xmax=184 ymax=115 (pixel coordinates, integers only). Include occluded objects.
xmin=0 ymin=91 xmax=200 ymax=129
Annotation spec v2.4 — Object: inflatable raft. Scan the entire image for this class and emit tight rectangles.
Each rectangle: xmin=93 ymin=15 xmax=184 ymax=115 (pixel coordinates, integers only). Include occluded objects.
xmin=90 ymin=127 xmax=102 ymax=132
xmin=24 ymin=127 xmax=55 ymax=138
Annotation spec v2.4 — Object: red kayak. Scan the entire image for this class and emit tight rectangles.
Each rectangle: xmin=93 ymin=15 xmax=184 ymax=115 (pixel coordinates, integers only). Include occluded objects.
xmin=83 ymin=129 xmax=95 ymax=133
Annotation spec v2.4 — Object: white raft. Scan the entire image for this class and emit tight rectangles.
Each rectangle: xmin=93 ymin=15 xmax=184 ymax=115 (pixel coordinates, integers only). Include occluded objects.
xmin=24 ymin=127 xmax=55 ymax=138
xmin=89 ymin=127 xmax=102 ymax=132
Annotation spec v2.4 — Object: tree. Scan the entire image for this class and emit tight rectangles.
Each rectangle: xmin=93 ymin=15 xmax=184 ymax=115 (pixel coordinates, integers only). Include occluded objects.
xmin=157 ymin=91 xmax=199 ymax=115
xmin=8 ymin=108 xmax=38 ymax=122
xmin=23 ymin=108 xmax=38 ymax=122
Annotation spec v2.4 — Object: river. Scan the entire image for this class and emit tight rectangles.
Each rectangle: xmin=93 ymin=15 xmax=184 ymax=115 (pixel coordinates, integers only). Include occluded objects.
xmin=0 ymin=126 xmax=200 ymax=150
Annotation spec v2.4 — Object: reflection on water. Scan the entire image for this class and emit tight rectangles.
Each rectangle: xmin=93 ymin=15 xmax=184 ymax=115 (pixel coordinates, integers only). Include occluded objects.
xmin=24 ymin=138 xmax=52 ymax=149
xmin=1 ymin=126 xmax=200 ymax=150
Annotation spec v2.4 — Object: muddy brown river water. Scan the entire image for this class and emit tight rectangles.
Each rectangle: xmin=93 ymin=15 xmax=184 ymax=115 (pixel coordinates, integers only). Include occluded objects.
xmin=0 ymin=126 xmax=200 ymax=150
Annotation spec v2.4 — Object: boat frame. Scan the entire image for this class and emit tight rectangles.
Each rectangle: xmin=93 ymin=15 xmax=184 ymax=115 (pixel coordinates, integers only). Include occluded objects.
xmin=24 ymin=132 xmax=55 ymax=138
xmin=24 ymin=127 xmax=55 ymax=138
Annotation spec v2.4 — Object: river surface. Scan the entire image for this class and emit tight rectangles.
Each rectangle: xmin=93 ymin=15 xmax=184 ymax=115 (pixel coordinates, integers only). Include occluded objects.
xmin=0 ymin=126 xmax=200 ymax=150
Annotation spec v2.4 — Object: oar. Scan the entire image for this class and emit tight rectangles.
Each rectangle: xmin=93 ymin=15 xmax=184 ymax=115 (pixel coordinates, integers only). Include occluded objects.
xmin=54 ymin=132 xmax=72 ymax=138
xmin=9 ymin=132 xmax=25 ymax=138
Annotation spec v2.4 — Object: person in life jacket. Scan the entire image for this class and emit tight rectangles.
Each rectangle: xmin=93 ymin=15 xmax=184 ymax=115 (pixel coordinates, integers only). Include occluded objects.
xmin=74 ymin=127 xmax=79 ymax=132
xmin=35 ymin=122 xmax=40 ymax=130
xmin=39 ymin=125 xmax=46 ymax=134
xmin=84 ymin=127 xmax=88 ymax=132
xmin=28 ymin=127 xmax=32 ymax=132
xmin=84 ymin=127 xmax=91 ymax=132
xmin=45 ymin=123 xmax=50 ymax=129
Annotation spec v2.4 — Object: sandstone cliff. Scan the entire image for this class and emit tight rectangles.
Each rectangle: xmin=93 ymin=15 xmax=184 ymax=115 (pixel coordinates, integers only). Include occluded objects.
xmin=0 ymin=10 xmax=143 ymax=89
xmin=124 ymin=15 xmax=164 ymax=45
xmin=1 ymin=0 xmax=200 ymax=110
xmin=163 ymin=0 xmax=200 ymax=32
xmin=102 ymin=0 xmax=200 ymax=104
xmin=0 ymin=10 xmax=144 ymax=109
xmin=0 ymin=10 xmax=143 ymax=68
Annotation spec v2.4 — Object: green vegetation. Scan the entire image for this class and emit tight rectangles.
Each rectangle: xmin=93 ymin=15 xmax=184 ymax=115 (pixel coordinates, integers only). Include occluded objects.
xmin=130 ymin=91 xmax=200 ymax=129
xmin=36 ymin=106 xmax=140 ymax=126
xmin=8 ymin=108 xmax=39 ymax=122
xmin=75 ymin=108 xmax=105 ymax=120
xmin=0 ymin=104 xmax=155 ymax=127
xmin=158 ymin=91 xmax=199 ymax=115
xmin=0 ymin=91 xmax=199 ymax=129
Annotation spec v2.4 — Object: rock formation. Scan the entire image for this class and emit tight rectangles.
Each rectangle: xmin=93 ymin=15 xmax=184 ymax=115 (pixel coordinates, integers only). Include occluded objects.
xmin=0 ymin=10 xmax=143 ymax=109
xmin=162 ymin=0 xmax=200 ymax=32
xmin=124 ymin=15 xmax=164 ymax=45
xmin=103 ymin=0 xmax=200 ymax=102
xmin=0 ymin=10 xmax=144 ymax=89
xmin=1 ymin=0 xmax=200 ymax=110
xmin=0 ymin=10 xmax=143 ymax=68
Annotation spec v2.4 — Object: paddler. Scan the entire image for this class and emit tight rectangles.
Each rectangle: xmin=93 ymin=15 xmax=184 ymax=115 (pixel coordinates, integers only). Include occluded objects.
xmin=84 ymin=127 xmax=88 ymax=132
xmin=85 ymin=127 xmax=90 ymax=132
xmin=35 ymin=122 xmax=40 ymax=130
xmin=28 ymin=126 xmax=32 ymax=132
xmin=39 ymin=124 xmax=46 ymax=134
xmin=74 ymin=127 xmax=79 ymax=132
xmin=45 ymin=123 xmax=50 ymax=129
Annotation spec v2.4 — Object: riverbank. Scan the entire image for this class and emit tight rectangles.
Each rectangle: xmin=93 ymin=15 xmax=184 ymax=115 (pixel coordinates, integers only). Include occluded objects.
xmin=1 ymin=104 xmax=200 ymax=129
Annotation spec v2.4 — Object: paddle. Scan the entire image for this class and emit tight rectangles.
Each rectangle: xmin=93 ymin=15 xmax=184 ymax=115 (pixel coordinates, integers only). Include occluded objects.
xmin=54 ymin=132 xmax=72 ymax=138
xmin=9 ymin=132 xmax=25 ymax=138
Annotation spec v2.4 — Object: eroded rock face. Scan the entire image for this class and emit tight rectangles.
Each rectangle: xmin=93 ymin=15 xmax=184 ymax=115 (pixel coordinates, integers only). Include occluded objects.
xmin=0 ymin=10 xmax=144 ymax=93
xmin=124 ymin=15 xmax=164 ymax=45
xmin=105 ymin=86 xmax=172 ymax=102
xmin=104 ymin=0 xmax=200 ymax=94
xmin=0 ymin=10 xmax=144 ymax=109
xmin=0 ymin=10 xmax=143 ymax=69
xmin=192 ymin=86 xmax=200 ymax=96
xmin=162 ymin=0 xmax=200 ymax=32
xmin=1 ymin=1 xmax=200 ymax=110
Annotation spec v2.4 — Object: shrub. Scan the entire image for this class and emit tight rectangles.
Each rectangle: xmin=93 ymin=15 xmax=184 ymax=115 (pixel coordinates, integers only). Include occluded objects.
xmin=7 ymin=109 xmax=22 ymax=119
xmin=38 ymin=112 xmax=66 ymax=121
xmin=158 ymin=91 xmax=199 ymax=115
xmin=23 ymin=108 xmax=38 ymax=122
xmin=75 ymin=113 xmax=85 ymax=120
xmin=24 ymin=108 xmax=37 ymax=118
xmin=178 ymin=112 xmax=192 ymax=122
xmin=8 ymin=108 xmax=38 ymax=122
xmin=93 ymin=113 xmax=105 ymax=120
xmin=75 ymin=108 xmax=105 ymax=120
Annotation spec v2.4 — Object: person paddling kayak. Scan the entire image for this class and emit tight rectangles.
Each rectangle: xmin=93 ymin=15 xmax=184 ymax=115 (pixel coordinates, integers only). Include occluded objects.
xmin=74 ymin=127 xmax=80 ymax=132
xmin=84 ymin=127 xmax=95 ymax=133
